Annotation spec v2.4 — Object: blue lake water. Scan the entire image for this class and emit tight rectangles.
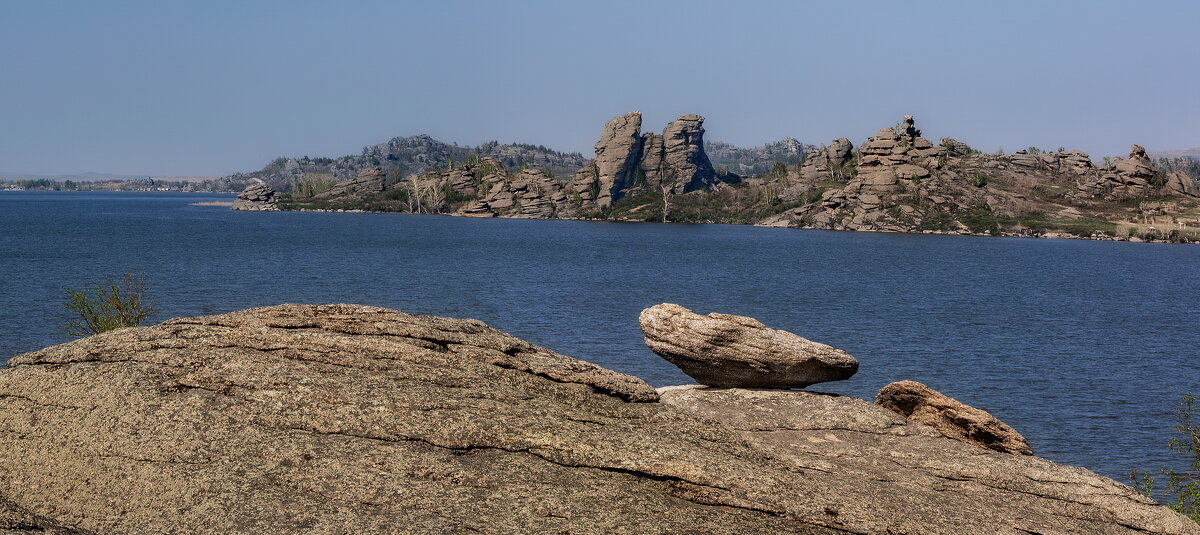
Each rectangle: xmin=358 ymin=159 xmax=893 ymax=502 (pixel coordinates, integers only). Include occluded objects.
xmin=1 ymin=190 xmax=1197 ymax=481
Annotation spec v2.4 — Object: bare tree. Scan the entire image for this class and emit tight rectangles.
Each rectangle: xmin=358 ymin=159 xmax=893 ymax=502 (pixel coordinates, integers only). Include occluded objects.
xmin=661 ymin=182 xmax=673 ymax=223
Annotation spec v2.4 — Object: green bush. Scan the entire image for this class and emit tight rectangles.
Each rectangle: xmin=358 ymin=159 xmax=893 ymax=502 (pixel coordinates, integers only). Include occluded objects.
xmin=64 ymin=273 xmax=156 ymax=336
xmin=1132 ymin=393 xmax=1200 ymax=524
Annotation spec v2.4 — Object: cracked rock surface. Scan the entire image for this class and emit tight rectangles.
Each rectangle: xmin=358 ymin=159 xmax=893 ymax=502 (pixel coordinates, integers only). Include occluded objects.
xmin=0 ymin=304 xmax=1195 ymax=534
xmin=876 ymin=380 xmax=1034 ymax=455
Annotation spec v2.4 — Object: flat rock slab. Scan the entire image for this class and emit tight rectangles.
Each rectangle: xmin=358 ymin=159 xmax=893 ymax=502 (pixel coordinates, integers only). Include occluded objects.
xmin=659 ymin=386 xmax=1198 ymax=534
xmin=0 ymin=304 xmax=1193 ymax=534
xmin=639 ymin=303 xmax=858 ymax=388
xmin=876 ymin=380 xmax=1033 ymax=455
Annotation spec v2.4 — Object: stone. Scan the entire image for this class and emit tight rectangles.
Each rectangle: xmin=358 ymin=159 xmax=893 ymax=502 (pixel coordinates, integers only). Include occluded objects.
xmin=315 ymin=166 xmax=388 ymax=199
xmin=658 ymin=386 xmax=1195 ymax=535
xmin=230 ymin=181 xmax=279 ymax=211
xmin=590 ymin=112 xmax=645 ymax=207
xmin=893 ymin=164 xmax=931 ymax=179
xmin=876 ymin=380 xmax=1033 ymax=455
xmin=642 ymin=114 xmax=721 ymax=193
xmin=939 ymin=138 xmax=974 ymax=156
xmin=638 ymin=303 xmax=858 ymax=388
xmin=1164 ymin=170 xmax=1200 ymax=197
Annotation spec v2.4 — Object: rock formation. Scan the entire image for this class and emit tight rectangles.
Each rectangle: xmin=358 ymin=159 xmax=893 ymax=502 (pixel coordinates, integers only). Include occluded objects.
xmin=454 ymin=163 xmax=576 ymax=219
xmin=315 ymin=167 xmax=388 ymax=199
xmin=588 ymin=112 xmax=645 ymax=207
xmin=574 ymin=113 xmax=726 ymax=206
xmin=876 ymin=380 xmax=1033 ymax=455
xmin=800 ymin=138 xmax=854 ymax=180
xmin=1076 ymin=145 xmax=1164 ymax=200
xmin=639 ymin=303 xmax=858 ymax=388
xmin=855 ymin=115 xmax=940 ymax=191
xmin=656 ymin=385 xmax=1191 ymax=534
xmin=644 ymin=114 xmax=722 ymax=193
xmin=1165 ymin=170 xmax=1200 ymax=197
xmin=230 ymin=180 xmax=279 ymax=211
xmin=0 ymin=304 xmax=1195 ymax=534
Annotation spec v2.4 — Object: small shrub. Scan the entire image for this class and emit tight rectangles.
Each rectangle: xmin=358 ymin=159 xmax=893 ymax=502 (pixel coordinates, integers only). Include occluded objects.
xmin=1132 ymin=394 xmax=1200 ymax=524
xmin=969 ymin=173 xmax=989 ymax=188
xmin=64 ymin=273 xmax=156 ymax=336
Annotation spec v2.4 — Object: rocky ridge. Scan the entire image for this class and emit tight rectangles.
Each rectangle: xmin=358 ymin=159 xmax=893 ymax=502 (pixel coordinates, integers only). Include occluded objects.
xmin=760 ymin=115 xmax=1200 ymax=240
xmin=225 ymin=135 xmax=589 ymax=194
xmin=243 ymin=111 xmax=1200 ymax=243
xmin=0 ymin=304 xmax=1194 ymax=534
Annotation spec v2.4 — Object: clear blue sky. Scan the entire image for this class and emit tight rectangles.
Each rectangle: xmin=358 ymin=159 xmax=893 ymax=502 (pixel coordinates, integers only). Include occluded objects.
xmin=2 ymin=0 xmax=1198 ymax=176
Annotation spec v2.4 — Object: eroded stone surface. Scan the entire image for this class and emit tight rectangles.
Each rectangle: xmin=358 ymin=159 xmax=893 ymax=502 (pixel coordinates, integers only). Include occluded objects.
xmin=230 ymin=181 xmax=279 ymax=211
xmin=659 ymin=386 xmax=1198 ymax=535
xmin=0 ymin=305 xmax=1193 ymax=534
xmin=876 ymin=380 xmax=1033 ymax=455
xmin=639 ymin=303 xmax=858 ymax=388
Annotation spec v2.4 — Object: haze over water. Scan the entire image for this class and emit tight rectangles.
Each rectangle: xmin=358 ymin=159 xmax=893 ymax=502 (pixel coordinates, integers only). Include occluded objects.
xmin=3 ymin=190 xmax=1198 ymax=481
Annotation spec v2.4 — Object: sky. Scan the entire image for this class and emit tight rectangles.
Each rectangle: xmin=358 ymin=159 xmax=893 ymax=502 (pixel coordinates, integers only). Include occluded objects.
xmin=1 ymin=0 xmax=1198 ymax=177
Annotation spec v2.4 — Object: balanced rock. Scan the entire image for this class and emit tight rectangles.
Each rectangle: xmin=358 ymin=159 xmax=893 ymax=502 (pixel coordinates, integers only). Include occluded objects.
xmin=230 ymin=181 xmax=279 ymax=211
xmin=876 ymin=380 xmax=1033 ymax=455
xmin=638 ymin=303 xmax=858 ymax=388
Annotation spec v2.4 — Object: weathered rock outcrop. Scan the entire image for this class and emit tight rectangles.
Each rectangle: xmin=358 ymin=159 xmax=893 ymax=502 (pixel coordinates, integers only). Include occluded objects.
xmin=230 ymin=180 xmax=279 ymax=211
xmin=0 ymin=305 xmax=1194 ymax=534
xmin=444 ymin=158 xmax=579 ymax=219
xmin=315 ymin=167 xmax=388 ymax=199
xmin=876 ymin=380 xmax=1033 ymax=455
xmin=855 ymin=115 xmax=940 ymax=191
xmin=644 ymin=114 xmax=722 ymax=193
xmin=639 ymin=303 xmax=858 ymax=388
xmin=799 ymin=138 xmax=854 ymax=180
xmin=589 ymin=112 xmax=645 ymax=207
xmin=1165 ymin=170 xmax=1200 ymax=197
xmin=573 ymin=113 xmax=727 ymax=206
xmin=1076 ymin=145 xmax=1164 ymax=200
xmin=658 ymin=386 xmax=1194 ymax=535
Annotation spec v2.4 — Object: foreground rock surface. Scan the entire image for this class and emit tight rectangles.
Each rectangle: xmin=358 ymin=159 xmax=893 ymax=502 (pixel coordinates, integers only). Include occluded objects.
xmin=639 ymin=303 xmax=858 ymax=388
xmin=0 ymin=305 xmax=1194 ymax=534
xmin=876 ymin=380 xmax=1034 ymax=455
xmin=659 ymin=386 xmax=1197 ymax=535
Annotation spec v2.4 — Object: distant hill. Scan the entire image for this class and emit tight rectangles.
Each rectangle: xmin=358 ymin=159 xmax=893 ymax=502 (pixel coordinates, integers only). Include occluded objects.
xmin=225 ymin=135 xmax=590 ymax=192
xmin=705 ymin=138 xmax=813 ymax=176
xmin=225 ymin=133 xmax=817 ymax=194
xmin=0 ymin=171 xmax=148 ymax=181
xmin=1149 ymin=147 xmax=1200 ymax=160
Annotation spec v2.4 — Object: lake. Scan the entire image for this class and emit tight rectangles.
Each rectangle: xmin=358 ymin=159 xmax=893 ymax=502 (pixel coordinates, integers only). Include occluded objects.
xmin=1 ymin=190 xmax=1197 ymax=481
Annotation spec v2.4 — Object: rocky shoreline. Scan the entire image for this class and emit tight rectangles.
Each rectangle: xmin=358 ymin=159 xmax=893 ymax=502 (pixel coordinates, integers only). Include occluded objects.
xmin=0 ymin=303 xmax=1196 ymax=533
xmin=231 ymin=112 xmax=1200 ymax=246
